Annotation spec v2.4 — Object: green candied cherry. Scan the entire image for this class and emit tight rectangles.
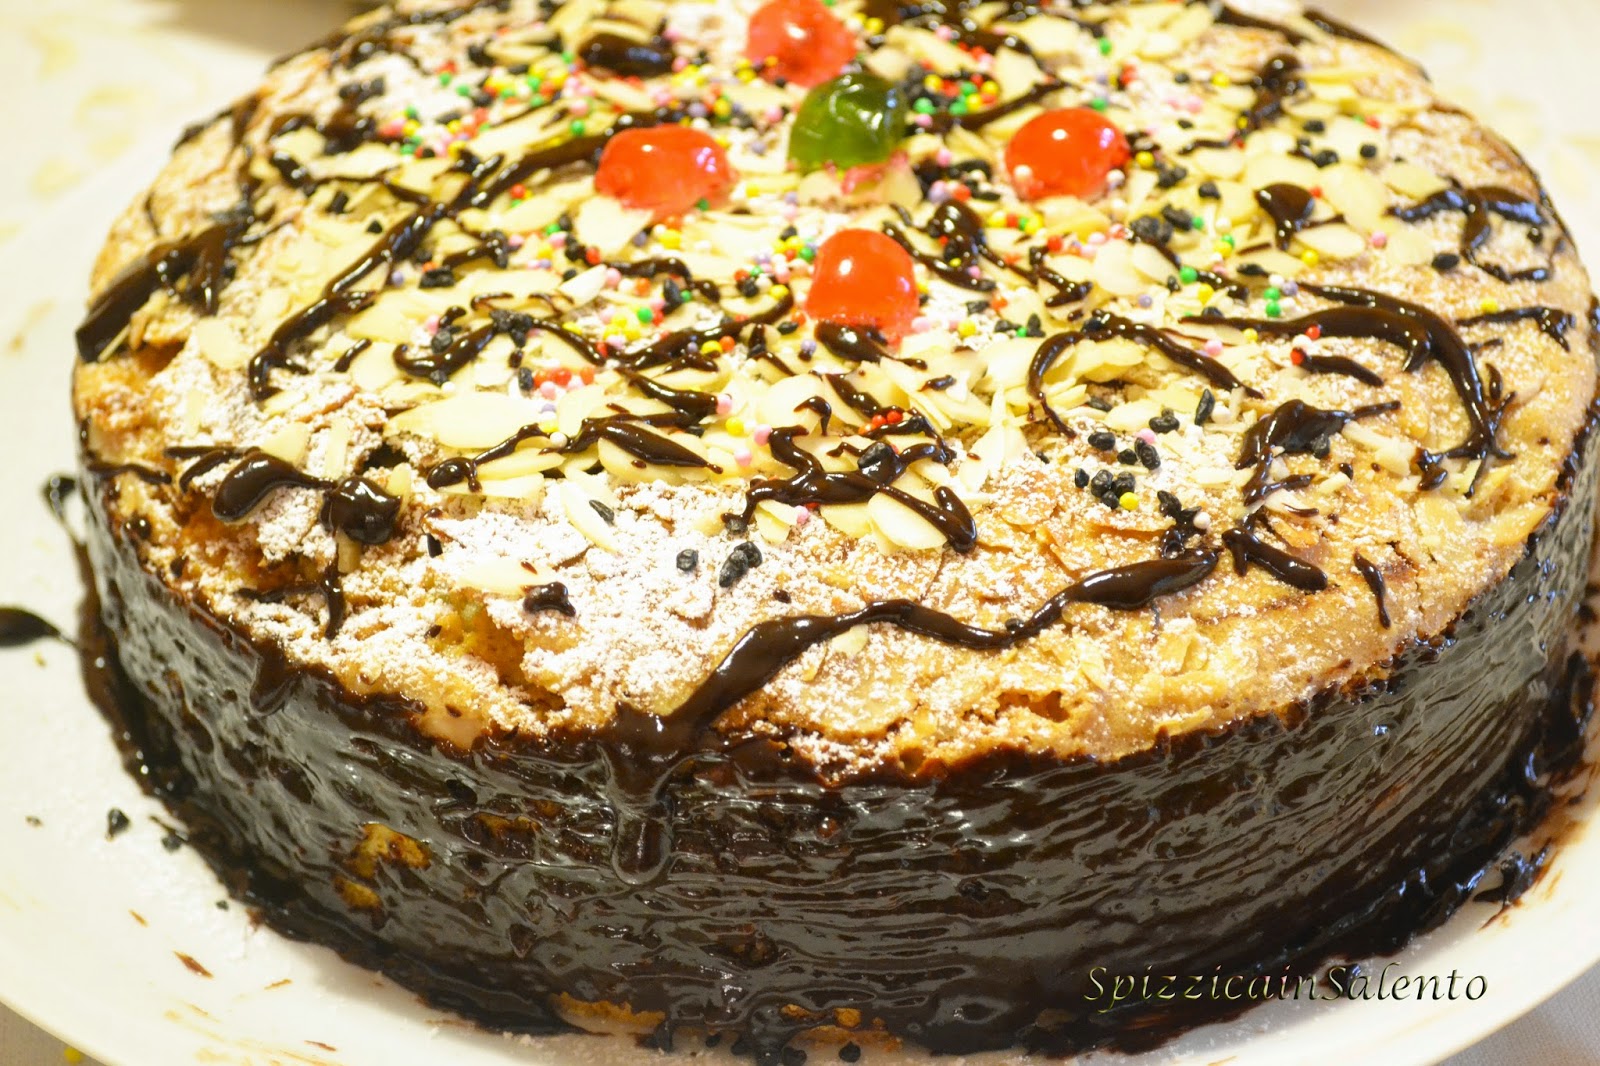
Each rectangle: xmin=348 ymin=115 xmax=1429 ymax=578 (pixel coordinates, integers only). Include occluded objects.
xmin=788 ymin=71 xmax=909 ymax=171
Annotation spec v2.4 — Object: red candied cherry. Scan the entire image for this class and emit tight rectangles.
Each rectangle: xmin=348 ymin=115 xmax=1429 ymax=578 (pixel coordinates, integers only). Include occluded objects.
xmin=1005 ymin=108 xmax=1131 ymax=201
xmin=806 ymin=229 xmax=919 ymax=342
xmin=746 ymin=0 xmax=857 ymax=88
xmin=595 ymin=127 xmax=735 ymax=219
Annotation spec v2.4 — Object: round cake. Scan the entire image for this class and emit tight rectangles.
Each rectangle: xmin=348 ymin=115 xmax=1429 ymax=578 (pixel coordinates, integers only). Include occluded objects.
xmin=73 ymin=0 xmax=1598 ymax=1059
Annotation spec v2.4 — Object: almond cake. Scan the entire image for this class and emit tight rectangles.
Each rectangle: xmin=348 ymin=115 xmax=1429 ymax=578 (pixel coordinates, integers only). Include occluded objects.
xmin=71 ymin=0 xmax=1599 ymax=1059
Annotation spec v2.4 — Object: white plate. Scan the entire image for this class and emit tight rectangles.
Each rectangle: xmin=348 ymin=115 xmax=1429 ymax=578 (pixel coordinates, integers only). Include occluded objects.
xmin=3 ymin=3 xmax=1600 ymax=1065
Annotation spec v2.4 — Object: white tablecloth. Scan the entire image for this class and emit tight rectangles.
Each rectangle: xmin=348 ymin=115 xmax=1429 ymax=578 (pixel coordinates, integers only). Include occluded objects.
xmin=1 ymin=0 xmax=1596 ymax=1062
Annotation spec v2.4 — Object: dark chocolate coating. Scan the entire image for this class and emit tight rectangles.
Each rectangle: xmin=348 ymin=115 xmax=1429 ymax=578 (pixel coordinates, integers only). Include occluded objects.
xmin=78 ymin=401 xmax=1598 ymax=1062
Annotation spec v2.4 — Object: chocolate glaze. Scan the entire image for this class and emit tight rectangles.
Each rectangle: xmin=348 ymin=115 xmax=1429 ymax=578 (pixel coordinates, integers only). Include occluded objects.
xmin=42 ymin=474 xmax=78 ymax=525
xmin=78 ymin=400 xmax=1600 ymax=1060
xmin=0 ymin=608 xmax=64 ymax=648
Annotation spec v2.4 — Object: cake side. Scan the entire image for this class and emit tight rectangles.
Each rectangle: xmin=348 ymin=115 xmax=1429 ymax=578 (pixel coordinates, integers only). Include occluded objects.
xmin=70 ymin=0 xmax=1599 ymax=775
xmin=80 ymin=376 xmax=1598 ymax=1058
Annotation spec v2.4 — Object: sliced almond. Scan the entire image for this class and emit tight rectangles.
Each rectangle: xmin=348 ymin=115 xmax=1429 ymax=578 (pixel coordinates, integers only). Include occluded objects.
xmin=574 ymin=196 xmax=652 ymax=257
xmin=1382 ymin=160 xmax=1449 ymax=201
xmin=260 ymin=423 xmax=312 ymax=465
xmin=190 ymin=317 xmax=248 ymax=370
xmin=390 ymin=392 xmax=543 ymax=450
xmin=1298 ymin=223 xmax=1368 ymax=261
xmin=557 ymin=480 xmax=620 ymax=551
xmin=559 ymin=263 xmax=611 ymax=307
xmin=869 ymin=490 xmax=950 ymax=551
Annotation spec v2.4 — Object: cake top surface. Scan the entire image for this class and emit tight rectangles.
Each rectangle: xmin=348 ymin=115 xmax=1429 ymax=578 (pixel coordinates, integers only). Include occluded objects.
xmin=74 ymin=0 xmax=1596 ymax=773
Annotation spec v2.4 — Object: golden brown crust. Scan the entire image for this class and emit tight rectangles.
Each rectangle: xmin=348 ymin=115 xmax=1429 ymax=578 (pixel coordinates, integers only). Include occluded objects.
xmin=73 ymin=0 xmax=1596 ymax=770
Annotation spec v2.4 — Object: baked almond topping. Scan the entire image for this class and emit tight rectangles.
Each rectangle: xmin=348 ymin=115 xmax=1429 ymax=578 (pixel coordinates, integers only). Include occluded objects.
xmin=73 ymin=0 xmax=1594 ymax=758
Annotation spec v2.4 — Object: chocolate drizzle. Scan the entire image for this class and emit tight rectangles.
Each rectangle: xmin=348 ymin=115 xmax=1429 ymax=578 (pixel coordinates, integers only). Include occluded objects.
xmin=1236 ymin=398 xmax=1397 ymax=507
xmin=523 ymin=582 xmax=576 ymax=617
xmin=565 ymin=417 xmax=711 ymax=469
xmin=1026 ymin=246 xmax=1093 ymax=308
xmin=668 ymin=548 xmax=1218 ymax=737
xmin=1222 ymin=523 xmax=1327 ymax=592
xmin=1209 ymin=2 xmax=1307 ymax=44
xmin=1200 ymin=305 xmax=1427 ymax=372
xmin=1459 ymin=306 xmax=1576 ymax=351
xmin=1031 ymin=312 xmax=1255 ymax=432
xmin=1294 ymin=353 xmax=1385 ymax=387
xmin=739 ymin=427 xmax=974 ymax=552
xmin=1391 ymin=186 xmax=1551 ymax=284
xmin=396 ymin=322 xmax=498 ymax=384
xmin=241 ymin=564 xmax=348 ymax=639
xmin=1353 ymin=552 xmax=1391 ymax=628
xmin=76 ymin=206 xmax=254 ymax=362
xmin=282 ymin=0 xmax=511 ymax=70
xmin=1302 ymin=7 xmax=1389 ymax=47
xmin=815 ymin=322 xmax=892 ymax=364
xmin=1242 ymin=54 xmax=1305 ymax=134
xmin=621 ymin=291 xmax=794 ymax=369
xmin=168 ymin=445 xmax=245 ymax=491
xmin=321 ymin=476 xmax=402 ymax=545
xmin=927 ymin=80 xmax=1063 ymax=134
xmin=578 ymin=33 xmax=675 ymax=78
xmin=1255 ymin=184 xmax=1316 ymax=249
xmin=622 ymin=369 xmax=719 ymax=427
xmin=1301 ymin=284 xmax=1511 ymax=487
xmin=212 ymin=452 xmax=331 ymax=523
xmin=884 ymin=201 xmax=998 ymax=292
